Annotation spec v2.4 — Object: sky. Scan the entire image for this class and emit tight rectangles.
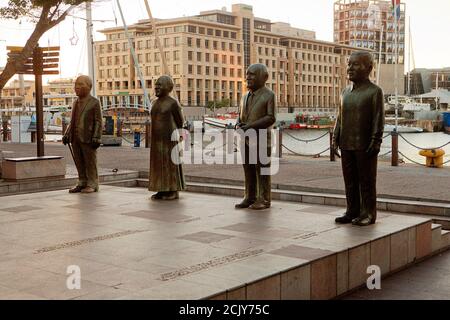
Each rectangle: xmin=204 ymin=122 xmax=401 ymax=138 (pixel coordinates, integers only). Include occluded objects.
xmin=0 ymin=0 xmax=449 ymax=84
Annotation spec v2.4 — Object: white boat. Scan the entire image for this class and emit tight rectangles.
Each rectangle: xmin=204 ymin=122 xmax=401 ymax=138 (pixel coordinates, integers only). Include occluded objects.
xmin=387 ymin=96 xmax=431 ymax=112
xmin=402 ymin=101 xmax=431 ymax=112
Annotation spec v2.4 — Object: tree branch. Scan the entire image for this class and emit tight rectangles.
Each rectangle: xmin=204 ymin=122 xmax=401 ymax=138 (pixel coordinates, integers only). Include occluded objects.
xmin=49 ymin=5 xmax=76 ymax=28
xmin=49 ymin=2 xmax=62 ymax=20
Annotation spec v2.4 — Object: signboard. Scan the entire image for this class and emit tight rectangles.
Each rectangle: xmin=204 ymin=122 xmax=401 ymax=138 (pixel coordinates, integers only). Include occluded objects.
xmin=11 ymin=115 xmax=31 ymax=143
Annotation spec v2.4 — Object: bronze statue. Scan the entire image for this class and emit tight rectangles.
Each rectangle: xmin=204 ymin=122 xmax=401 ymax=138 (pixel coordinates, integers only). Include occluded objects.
xmin=149 ymin=75 xmax=186 ymax=200
xmin=333 ymin=51 xmax=385 ymax=226
xmin=235 ymin=64 xmax=276 ymax=210
xmin=63 ymin=75 xmax=102 ymax=194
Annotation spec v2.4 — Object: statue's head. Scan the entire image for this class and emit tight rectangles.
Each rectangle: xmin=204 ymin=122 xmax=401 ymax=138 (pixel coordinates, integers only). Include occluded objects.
xmin=155 ymin=75 xmax=174 ymax=98
xmin=246 ymin=63 xmax=269 ymax=91
xmin=347 ymin=51 xmax=373 ymax=83
xmin=74 ymin=75 xmax=92 ymax=98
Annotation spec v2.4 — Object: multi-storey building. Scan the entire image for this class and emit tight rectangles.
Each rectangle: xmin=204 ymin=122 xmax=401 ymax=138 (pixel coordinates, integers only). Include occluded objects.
xmin=334 ymin=0 xmax=405 ymax=95
xmin=431 ymin=70 xmax=450 ymax=92
xmin=0 ymin=78 xmax=35 ymax=116
xmin=95 ymin=4 xmax=368 ymax=114
xmin=406 ymin=68 xmax=450 ymax=95
xmin=43 ymin=78 xmax=77 ymax=109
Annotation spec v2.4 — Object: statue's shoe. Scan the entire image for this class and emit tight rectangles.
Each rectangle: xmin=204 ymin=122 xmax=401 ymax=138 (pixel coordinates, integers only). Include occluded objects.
xmin=161 ymin=192 xmax=179 ymax=200
xmin=352 ymin=215 xmax=376 ymax=227
xmin=69 ymin=186 xmax=84 ymax=194
xmin=335 ymin=213 xmax=357 ymax=224
xmin=235 ymin=199 xmax=255 ymax=209
xmin=151 ymin=193 xmax=164 ymax=200
xmin=249 ymin=201 xmax=271 ymax=211
xmin=81 ymin=187 xmax=96 ymax=194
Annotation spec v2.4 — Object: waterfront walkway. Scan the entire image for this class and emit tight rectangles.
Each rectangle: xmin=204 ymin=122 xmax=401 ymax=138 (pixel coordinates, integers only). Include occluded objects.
xmin=1 ymin=143 xmax=449 ymax=203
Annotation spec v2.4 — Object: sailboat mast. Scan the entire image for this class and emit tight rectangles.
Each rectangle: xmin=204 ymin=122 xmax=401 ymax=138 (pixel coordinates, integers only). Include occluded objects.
xmin=407 ymin=16 xmax=410 ymax=96
xmin=394 ymin=1 xmax=399 ymax=131
xmin=86 ymin=1 xmax=96 ymax=97
xmin=435 ymin=72 xmax=439 ymax=109
xmin=376 ymin=24 xmax=383 ymax=86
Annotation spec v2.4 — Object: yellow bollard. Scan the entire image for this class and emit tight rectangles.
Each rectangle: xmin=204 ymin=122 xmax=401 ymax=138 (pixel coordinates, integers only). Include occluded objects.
xmin=419 ymin=149 xmax=445 ymax=168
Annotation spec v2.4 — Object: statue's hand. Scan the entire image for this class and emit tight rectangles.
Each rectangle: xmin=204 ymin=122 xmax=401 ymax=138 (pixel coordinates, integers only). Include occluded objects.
xmin=366 ymin=141 xmax=380 ymax=157
xmin=239 ymin=124 xmax=252 ymax=131
xmin=91 ymin=138 xmax=101 ymax=149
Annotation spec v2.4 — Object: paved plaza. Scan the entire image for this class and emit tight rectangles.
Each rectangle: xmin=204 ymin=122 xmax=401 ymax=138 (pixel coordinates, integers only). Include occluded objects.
xmin=0 ymin=186 xmax=445 ymax=300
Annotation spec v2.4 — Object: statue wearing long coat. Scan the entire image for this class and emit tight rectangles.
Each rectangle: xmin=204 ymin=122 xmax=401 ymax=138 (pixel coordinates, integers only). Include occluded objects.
xmin=149 ymin=96 xmax=186 ymax=192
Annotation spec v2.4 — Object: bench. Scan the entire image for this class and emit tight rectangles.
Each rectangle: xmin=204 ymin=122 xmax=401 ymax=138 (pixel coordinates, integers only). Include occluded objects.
xmin=1 ymin=156 xmax=66 ymax=181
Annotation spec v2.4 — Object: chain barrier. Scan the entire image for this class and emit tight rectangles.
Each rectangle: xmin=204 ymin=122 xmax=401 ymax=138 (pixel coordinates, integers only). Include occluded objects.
xmin=284 ymin=130 xmax=329 ymax=143
xmin=121 ymin=135 xmax=134 ymax=145
xmin=382 ymin=133 xmax=391 ymax=139
xmin=397 ymin=151 xmax=427 ymax=167
xmin=398 ymin=133 xmax=450 ymax=150
xmin=282 ymin=143 xmax=330 ymax=157
xmin=379 ymin=150 xmax=392 ymax=157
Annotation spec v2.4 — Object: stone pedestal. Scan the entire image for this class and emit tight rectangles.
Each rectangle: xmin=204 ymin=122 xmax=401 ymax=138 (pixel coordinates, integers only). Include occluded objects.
xmin=1 ymin=156 xmax=66 ymax=181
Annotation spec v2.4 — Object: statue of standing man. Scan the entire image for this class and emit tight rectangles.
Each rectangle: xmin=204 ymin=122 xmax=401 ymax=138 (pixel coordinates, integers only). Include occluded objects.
xmin=235 ymin=64 xmax=276 ymax=210
xmin=333 ymin=51 xmax=385 ymax=226
xmin=149 ymin=75 xmax=186 ymax=200
xmin=63 ymin=75 xmax=102 ymax=193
